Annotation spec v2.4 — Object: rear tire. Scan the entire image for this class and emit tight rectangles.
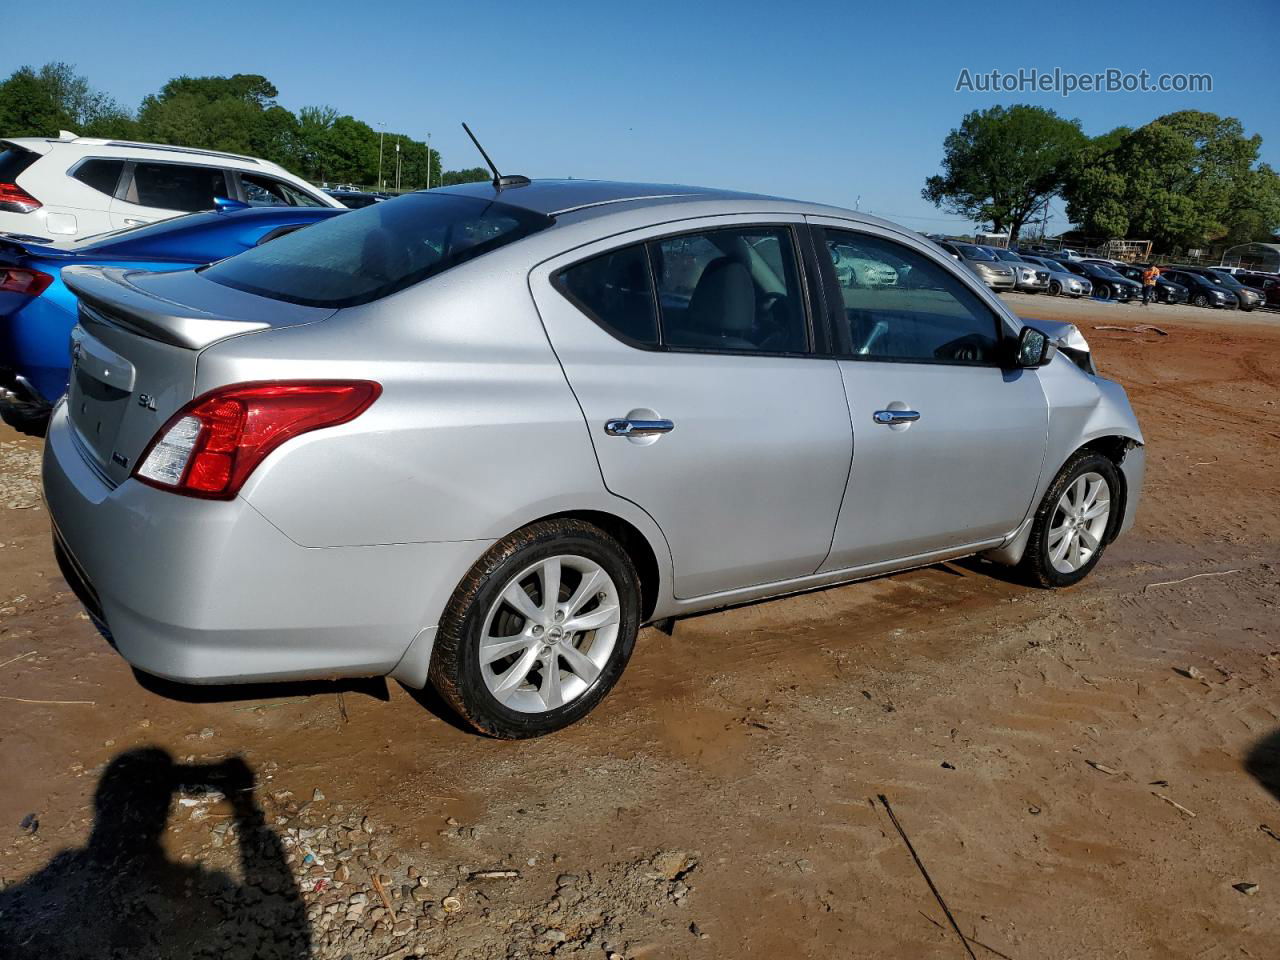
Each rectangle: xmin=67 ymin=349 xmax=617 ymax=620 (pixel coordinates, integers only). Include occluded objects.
xmin=429 ymin=519 xmax=641 ymax=738
xmin=1019 ymin=450 xmax=1121 ymax=589
xmin=0 ymin=406 xmax=47 ymax=438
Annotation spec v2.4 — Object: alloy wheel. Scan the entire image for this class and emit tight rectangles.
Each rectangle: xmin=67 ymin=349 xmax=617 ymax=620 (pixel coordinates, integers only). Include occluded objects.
xmin=479 ymin=555 xmax=620 ymax=713
xmin=1047 ymin=472 xmax=1111 ymax=574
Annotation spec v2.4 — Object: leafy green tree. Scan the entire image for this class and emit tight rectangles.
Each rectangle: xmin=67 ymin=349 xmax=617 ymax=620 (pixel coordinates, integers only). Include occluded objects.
xmin=923 ymin=104 xmax=1086 ymax=244
xmin=1063 ymin=111 xmax=1280 ymax=250
xmin=1 ymin=62 xmax=519 ymax=194
xmin=439 ymin=167 xmax=490 ymax=187
xmin=0 ymin=63 xmax=133 ymax=138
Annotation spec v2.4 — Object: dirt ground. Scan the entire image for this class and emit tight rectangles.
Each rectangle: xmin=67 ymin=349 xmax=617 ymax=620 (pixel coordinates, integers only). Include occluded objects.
xmin=1 ymin=294 xmax=1278 ymax=960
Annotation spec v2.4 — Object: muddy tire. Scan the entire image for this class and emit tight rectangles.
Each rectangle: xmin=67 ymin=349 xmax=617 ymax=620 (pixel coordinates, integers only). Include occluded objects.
xmin=1019 ymin=450 xmax=1121 ymax=589
xmin=429 ymin=519 xmax=641 ymax=738
xmin=0 ymin=405 xmax=48 ymax=438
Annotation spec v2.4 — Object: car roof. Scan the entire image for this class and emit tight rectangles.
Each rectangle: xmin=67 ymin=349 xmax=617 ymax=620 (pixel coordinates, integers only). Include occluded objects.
xmin=3 ymin=134 xmax=281 ymax=171
xmin=426 ymin=178 xmax=800 ymax=216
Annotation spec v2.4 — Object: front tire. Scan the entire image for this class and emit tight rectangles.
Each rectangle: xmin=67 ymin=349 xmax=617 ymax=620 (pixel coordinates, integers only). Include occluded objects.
xmin=429 ymin=519 xmax=641 ymax=738
xmin=1049 ymin=280 xmax=1062 ymax=296
xmin=1019 ymin=451 xmax=1120 ymax=589
xmin=1193 ymin=293 xmax=1210 ymax=308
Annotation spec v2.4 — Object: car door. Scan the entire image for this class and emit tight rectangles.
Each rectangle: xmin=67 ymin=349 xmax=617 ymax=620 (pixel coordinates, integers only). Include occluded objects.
xmin=109 ymin=161 xmax=233 ymax=228
xmin=807 ymin=220 xmax=1049 ymax=569
xmin=529 ymin=217 xmax=852 ymax=599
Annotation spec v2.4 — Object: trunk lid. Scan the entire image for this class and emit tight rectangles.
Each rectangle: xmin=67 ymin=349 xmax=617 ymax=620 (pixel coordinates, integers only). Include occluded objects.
xmin=61 ymin=265 xmax=334 ymax=486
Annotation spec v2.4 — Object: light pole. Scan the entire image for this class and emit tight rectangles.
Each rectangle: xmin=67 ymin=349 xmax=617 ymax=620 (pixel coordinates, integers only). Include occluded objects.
xmin=377 ymin=122 xmax=385 ymax=191
xmin=395 ymin=139 xmax=401 ymax=192
xmin=425 ymin=131 xmax=431 ymax=190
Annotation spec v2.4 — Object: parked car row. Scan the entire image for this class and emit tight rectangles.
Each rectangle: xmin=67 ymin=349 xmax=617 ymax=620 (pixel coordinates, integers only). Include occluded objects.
xmin=2 ymin=145 xmax=1147 ymax=736
xmin=929 ymin=231 xmax=1270 ymax=311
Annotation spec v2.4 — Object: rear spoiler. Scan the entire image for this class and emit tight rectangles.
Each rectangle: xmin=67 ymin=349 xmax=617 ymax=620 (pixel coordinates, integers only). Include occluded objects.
xmin=0 ymin=233 xmax=64 ymax=265
xmin=62 ymin=265 xmax=269 ymax=350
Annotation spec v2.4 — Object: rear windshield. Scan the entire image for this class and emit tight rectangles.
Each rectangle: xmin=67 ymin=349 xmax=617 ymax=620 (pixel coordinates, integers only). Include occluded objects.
xmin=203 ymin=192 xmax=552 ymax=307
xmin=0 ymin=146 xmax=39 ymax=182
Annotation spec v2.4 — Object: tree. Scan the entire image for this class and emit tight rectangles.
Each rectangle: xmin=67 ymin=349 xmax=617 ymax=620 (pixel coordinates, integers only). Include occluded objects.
xmin=1 ymin=62 xmax=497 ymax=194
xmin=923 ymin=105 xmax=1086 ymax=244
xmin=439 ymin=167 xmax=490 ymax=187
xmin=0 ymin=63 xmax=132 ymax=138
xmin=1063 ymin=111 xmax=1280 ymax=251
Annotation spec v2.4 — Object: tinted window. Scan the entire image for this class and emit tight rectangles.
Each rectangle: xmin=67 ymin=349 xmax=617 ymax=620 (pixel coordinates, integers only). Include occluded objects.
xmin=205 ymin=193 xmax=551 ymax=307
xmin=648 ymin=227 xmax=807 ymax=353
xmin=822 ymin=229 xmax=1001 ymax=365
xmin=129 ymin=163 xmax=227 ymax=211
xmin=71 ymin=159 xmax=125 ymax=196
xmin=558 ymin=244 xmax=658 ymax=346
xmin=0 ymin=147 xmax=38 ymax=182
xmin=242 ymin=173 xmax=325 ymax=208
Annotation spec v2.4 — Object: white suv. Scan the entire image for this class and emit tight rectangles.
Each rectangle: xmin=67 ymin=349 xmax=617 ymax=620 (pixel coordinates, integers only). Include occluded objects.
xmin=0 ymin=132 xmax=342 ymax=239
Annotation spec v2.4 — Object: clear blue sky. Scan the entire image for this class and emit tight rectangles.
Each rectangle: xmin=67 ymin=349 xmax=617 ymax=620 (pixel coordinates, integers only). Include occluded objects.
xmin=6 ymin=0 xmax=1278 ymax=234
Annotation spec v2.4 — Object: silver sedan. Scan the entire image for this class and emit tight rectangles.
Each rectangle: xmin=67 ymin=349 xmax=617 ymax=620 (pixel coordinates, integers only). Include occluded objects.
xmin=44 ymin=180 xmax=1145 ymax=737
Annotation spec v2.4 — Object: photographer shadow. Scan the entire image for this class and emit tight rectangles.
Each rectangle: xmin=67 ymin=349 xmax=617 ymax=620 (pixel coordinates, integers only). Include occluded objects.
xmin=1246 ymin=727 xmax=1280 ymax=804
xmin=0 ymin=748 xmax=310 ymax=959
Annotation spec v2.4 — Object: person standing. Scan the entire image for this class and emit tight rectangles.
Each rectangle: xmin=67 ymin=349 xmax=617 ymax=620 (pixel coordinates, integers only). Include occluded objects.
xmin=1141 ymin=264 xmax=1161 ymax=306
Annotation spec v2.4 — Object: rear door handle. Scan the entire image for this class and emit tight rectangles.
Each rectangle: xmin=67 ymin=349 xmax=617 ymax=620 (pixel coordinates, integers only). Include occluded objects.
xmin=605 ymin=418 xmax=675 ymax=437
xmin=873 ymin=409 xmax=920 ymax=425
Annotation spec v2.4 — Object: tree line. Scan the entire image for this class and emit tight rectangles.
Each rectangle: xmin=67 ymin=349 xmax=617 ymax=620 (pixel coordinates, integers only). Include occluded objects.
xmin=922 ymin=104 xmax=1280 ymax=253
xmin=0 ymin=63 xmax=490 ymax=191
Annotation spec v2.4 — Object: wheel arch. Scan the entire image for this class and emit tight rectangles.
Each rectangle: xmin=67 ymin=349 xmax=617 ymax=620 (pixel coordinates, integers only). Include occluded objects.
xmin=536 ymin=509 xmax=664 ymax=623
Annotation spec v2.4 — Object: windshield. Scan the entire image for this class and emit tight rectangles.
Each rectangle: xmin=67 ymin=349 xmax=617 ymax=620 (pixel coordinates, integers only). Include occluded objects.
xmin=991 ymin=249 xmax=1021 ymax=262
xmin=204 ymin=193 xmax=552 ymax=307
xmin=1089 ymin=264 xmax=1124 ymax=279
xmin=956 ymin=244 xmax=994 ymax=260
xmin=1210 ymin=272 xmax=1243 ymax=288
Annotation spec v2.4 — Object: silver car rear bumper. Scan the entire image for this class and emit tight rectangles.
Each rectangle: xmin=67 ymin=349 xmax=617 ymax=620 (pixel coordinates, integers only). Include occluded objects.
xmin=42 ymin=403 xmax=480 ymax=686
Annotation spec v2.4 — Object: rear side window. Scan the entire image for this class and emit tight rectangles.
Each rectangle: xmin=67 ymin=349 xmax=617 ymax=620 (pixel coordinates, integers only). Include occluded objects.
xmin=0 ymin=147 xmax=39 ymax=182
xmin=557 ymin=245 xmax=659 ymax=346
xmin=72 ymin=159 xmax=125 ymax=196
xmin=821 ymin=228 xmax=1002 ymax=365
xmin=128 ymin=163 xmax=228 ymax=211
xmin=204 ymin=193 xmax=551 ymax=307
xmin=649 ymin=227 xmax=807 ymax=353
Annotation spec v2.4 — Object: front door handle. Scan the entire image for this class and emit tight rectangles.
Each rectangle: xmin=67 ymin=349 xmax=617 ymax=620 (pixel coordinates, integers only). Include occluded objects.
xmin=605 ymin=418 xmax=675 ymax=437
xmin=873 ymin=409 xmax=921 ymax=426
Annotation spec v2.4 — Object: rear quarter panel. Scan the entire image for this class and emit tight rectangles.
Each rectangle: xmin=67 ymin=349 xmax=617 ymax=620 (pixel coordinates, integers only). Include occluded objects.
xmin=205 ymin=251 xmax=669 ymax=560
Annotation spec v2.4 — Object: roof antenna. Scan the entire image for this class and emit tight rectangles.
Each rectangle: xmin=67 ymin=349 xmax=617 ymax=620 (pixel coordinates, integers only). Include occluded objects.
xmin=461 ymin=122 xmax=530 ymax=190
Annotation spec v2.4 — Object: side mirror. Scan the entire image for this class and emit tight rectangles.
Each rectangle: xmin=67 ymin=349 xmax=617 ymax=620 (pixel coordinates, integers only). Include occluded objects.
xmin=1013 ymin=325 xmax=1057 ymax=368
xmin=213 ymin=196 xmax=250 ymax=213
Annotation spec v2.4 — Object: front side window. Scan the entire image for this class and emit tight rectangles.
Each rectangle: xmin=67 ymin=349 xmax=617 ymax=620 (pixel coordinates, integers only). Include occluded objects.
xmin=242 ymin=173 xmax=325 ymax=208
xmin=648 ymin=227 xmax=807 ymax=353
xmin=821 ymin=228 xmax=1002 ymax=365
xmin=128 ymin=163 xmax=228 ymax=211
xmin=72 ymin=158 xmax=125 ymax=197
xmin=205 ymin=193 xmax=551 ymax=307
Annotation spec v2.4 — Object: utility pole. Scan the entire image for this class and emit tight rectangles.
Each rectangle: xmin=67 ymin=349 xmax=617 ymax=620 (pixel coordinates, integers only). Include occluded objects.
xmin=377 ymin=122 xmax=385 ymax=190
xmin=425 ymin=132 xmax=431 ymax=189
xmin=395 ymin=139 xmax=401 ymax=192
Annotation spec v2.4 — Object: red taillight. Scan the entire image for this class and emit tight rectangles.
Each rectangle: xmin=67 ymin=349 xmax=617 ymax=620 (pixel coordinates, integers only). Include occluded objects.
xmin=133 ymin=381 xmax=381 ymax=499
xmin=0 ymin=266 xmax=54 ymax=296
xmin=0 ymin=182 xmax=41 ymax=214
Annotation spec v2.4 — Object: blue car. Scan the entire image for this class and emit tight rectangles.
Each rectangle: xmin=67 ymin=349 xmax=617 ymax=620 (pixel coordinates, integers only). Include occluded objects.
xmin=0 ymin=205 xmax=346 ymax=435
